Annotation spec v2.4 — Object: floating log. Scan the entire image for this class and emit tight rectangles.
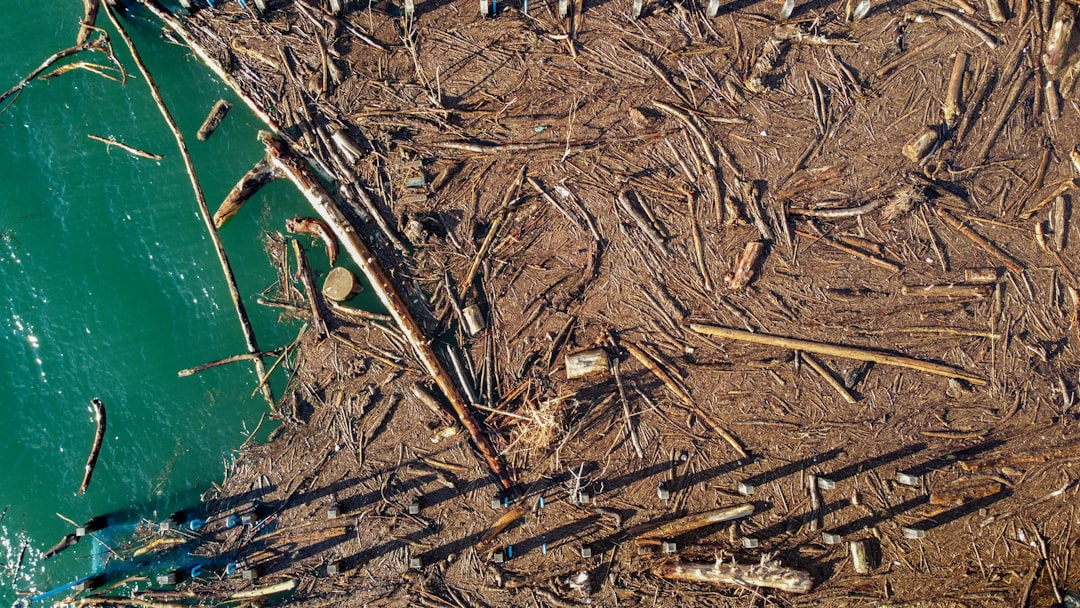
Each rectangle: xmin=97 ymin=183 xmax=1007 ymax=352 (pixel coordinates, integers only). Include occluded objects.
xmin=196 ymin=99 xmax=232 ymax=141
xmin=87 ymin=134 xmax=163 ymax=160
xmin=79 ymin=398 xmax=106 ymax=494
xmin=177 ymin=349 xmax=281 ymax=378
xmin=132 ymin=536 xmax=186 ymax=557
xmin=77 ymin=0 xmax=101 ymax=45
xmin=213 ymin=158 xmax=280 ymax=228
xmin=653 ymin=558 xmax=813 ymax=593
xmin=259 ymin=131 xmax=512 ymax=490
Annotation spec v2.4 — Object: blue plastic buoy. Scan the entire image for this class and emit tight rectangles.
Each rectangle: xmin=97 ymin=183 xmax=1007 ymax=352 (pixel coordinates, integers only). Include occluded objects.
xmin=189 ymin=518 xmax=205 ymax=531
xmin=226 ymin=515 xmax=239 ymax=529
xmin=507 ymin=545 xmax=513 ymax=558
xmin=190 ymin=565 xmax=204 ymax=578
xmin=225 ymin=562 xmax=239 ymax=576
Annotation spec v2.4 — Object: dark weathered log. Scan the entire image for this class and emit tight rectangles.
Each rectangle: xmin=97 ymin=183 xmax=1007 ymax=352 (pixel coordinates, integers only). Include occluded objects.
xmin=213 ymin=158 xmax=280 ymax=228
xmin=42 ymin=533 xmax=80 ymax=560
xmin=196 ymin=99 xmax=232 ymax=141
xmin=79 ymin=398 xmax=107 ymax=494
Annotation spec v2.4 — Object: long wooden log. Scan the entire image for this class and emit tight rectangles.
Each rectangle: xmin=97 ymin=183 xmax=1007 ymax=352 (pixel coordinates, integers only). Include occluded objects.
xmin=79 ymin=398 xmax=107 ymax=494
xmin=636 ymin=504 xmax=754 ymax=540
xmin=260 ymin=132 xmax=513 ymax=490
xmin=106 ymin=5 xmax=275 ymax=409
xmin=689 ymin=323 xmax=987 ymax=385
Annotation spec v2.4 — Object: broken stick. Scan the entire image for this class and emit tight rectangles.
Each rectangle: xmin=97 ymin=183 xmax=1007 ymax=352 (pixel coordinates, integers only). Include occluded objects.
xmin=79 ymin=398 xmax=106 ymax=494
xmin=689 ymin=323 xmax=986 ymax=385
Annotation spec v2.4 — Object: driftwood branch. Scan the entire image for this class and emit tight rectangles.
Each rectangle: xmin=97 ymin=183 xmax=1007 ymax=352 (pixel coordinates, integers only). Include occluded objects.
xmin=78 ymin=0 xmax=101 ymax=45
xmin=178 ymin=349 xmax=283 ymax=378
xmin=0 ymin=42 xmax=97 ymax=112
xmin=79 ymin=398 xmax=106 ymax=494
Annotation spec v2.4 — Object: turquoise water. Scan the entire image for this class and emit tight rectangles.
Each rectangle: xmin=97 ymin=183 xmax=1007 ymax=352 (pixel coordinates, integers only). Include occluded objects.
xmin=0 ymin=3 xmax=320 ymax=603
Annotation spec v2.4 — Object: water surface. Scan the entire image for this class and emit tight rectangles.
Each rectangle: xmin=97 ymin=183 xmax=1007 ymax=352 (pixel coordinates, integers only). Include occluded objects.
xmin=0 ymin=2 xmax=318 ymax=602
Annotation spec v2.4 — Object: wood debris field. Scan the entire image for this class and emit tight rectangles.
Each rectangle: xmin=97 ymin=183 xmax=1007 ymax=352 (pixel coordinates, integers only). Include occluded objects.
xmin=104 ymin=0 xmax=1080 ymax=604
